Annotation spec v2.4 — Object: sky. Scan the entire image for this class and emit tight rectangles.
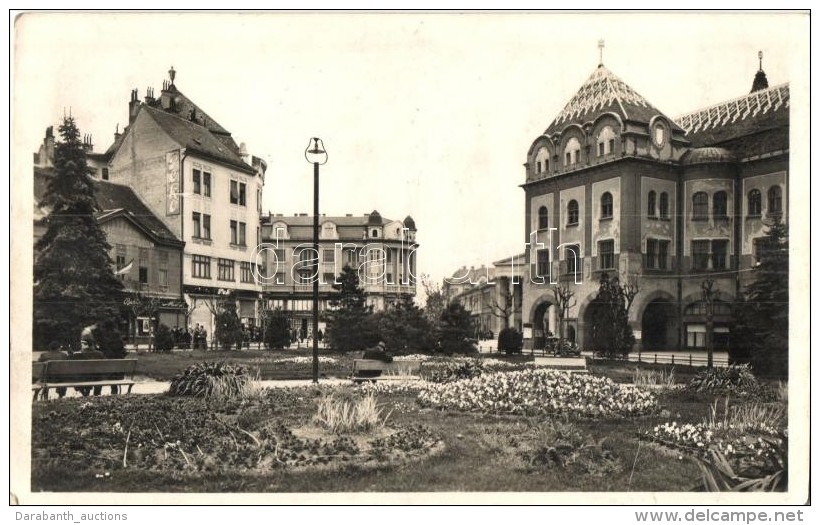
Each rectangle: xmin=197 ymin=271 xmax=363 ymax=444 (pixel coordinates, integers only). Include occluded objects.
xmin=12 ymin=11 xmax=809 ymax=291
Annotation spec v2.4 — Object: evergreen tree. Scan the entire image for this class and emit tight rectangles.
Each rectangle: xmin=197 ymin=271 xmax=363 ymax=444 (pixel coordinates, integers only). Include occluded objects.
xmin=376 ymin=294 xmax=434 ymax=354
xmin=326 ymin=265 xmax=379 ymax=352
xmin=264 ymin=308 xmax=291 ymax=350
xmin=33 ymin=117 xmax=124 ymax=352
xmin=588 ymin=273 xmax=635 ymax=359
xmin=730 ymin=218 xmax=789 ymax=377
xmin=436 ymin=301 xmax=476 ymax=355
xmin=214 ymin=301 xmax=244 ymax=351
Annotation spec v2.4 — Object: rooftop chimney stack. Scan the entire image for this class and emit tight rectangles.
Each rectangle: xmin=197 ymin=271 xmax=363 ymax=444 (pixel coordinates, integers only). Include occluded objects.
xmin=128 ymin=88 xmax=140 ymax=124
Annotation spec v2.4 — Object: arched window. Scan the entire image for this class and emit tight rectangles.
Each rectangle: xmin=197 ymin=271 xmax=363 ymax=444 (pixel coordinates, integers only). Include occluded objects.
xmin=693 ymin=192 xmax=709 ymax=220
xmin=538 ymin=206 xmax=549 ymax=230
xmin=713 ymin=191 xmax=728 ymax=219
xmin=597 ymin=126 xmax=616 ymax=156
xmin=600 ymin=192 xmax=613 ymax=220
xmin=564 ymin=137 xmax=581 ymax=166
xmin=535 ymin=147 xmax=550 ymax=175
xmin=748 ymin=189 xmax=762 ymax=217
xmin=567 ymin=200 xmax=579 ymax=226
xmin=659 ymin=192 xmax=670 ymax=219
xmin=768 ymin=186 xmax=782 ymax=216
xmin=647 ymin=190 xmax=657 ymax=218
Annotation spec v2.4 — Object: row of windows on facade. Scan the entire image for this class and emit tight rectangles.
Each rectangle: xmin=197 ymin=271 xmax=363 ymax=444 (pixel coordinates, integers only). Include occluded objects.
xmin=534 ymin=126 xmax=627 ymax=174
xmin=536 ymin=185 xmax=783 ymax=229
xmin=269 ymin=271 xmax=409 ymax=286
xmin=191 ymin=255 xmax=259 ymax=283
xmin=267 ymin=247 xmax=410 ymax=268
xmin=536 ymin=192 xmax=620 ymax=229
xmin=191 ymin=169 xmax=262 ymax=211
xmin=114 ymin=245 xmax=169 ymax=289
xmin=692 ymin=187 xmax=781 ymax=221
xmin=192 ymin=212 xmax=260 ymax=247
xmin=533 ymin=237 xmax=737 ymax=276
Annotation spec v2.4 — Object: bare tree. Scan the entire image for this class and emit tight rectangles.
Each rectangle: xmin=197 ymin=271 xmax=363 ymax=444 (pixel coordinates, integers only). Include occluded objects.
xmin=124 ymin=287 xmax=162 ymax=352
xmin=420 ymin=273 xmax=447 ymax=326
xmin=488 ymin=281 xmax=520 ymax=330
xmin=551 ymin=283 xmax=577 ymax=341
xmin=621 ymin=275 xmax=641 ymax=315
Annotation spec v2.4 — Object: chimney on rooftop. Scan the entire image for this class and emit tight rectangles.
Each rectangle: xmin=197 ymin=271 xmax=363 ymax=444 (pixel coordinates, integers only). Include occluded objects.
xmin=114 ymin=123 xmax=121 ymax=142
xmin=128 ymin=89 xmax=140 ymax=124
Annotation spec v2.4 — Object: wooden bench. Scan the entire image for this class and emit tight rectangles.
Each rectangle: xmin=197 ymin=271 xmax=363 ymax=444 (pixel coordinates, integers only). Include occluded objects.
xmin=34 ymin=359 xmax=138 ymax=400
xmin=32 ymin=362 xmax=47 ymax=401
xmin=351 ymin=359 xmax=423 ymax=383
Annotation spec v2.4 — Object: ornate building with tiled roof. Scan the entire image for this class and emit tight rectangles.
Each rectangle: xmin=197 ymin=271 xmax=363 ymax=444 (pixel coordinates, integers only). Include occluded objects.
xmin=521 ymin=54 xmax=788 ymax=353
xmin=259 ymin=210 xmax=418 ymax=338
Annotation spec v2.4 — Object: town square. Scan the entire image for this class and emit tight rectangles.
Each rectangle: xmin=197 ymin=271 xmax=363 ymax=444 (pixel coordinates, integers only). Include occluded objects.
xmin=9 ymin=11 xmax=809 ymax=505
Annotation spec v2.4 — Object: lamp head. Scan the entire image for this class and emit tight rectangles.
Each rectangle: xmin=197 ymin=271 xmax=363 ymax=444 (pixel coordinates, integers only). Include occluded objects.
xmin=305 ymin=137 xmax=328 ymax=165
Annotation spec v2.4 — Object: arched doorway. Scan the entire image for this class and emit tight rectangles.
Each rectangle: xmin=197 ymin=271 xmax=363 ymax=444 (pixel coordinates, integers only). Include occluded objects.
xmin=641 ymin=299 xmax=677 ymax=351
xmin=531 ymin=300 xmax=554 ymax=350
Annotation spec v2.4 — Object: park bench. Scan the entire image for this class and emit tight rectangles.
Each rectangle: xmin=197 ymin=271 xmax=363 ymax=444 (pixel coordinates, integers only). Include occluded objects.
xmin=32 ymin=362 xmax=46 ymax=401
xmin=351 ymin=359 xmax=423 ymax=383
xmin=33 ymin=359 xmax=138 ymax=400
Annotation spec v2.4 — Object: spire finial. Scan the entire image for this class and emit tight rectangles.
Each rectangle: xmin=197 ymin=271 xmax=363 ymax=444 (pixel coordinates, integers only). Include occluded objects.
xmin=758 ymin=50 xmax=763 ymax=71
xmin=598 ymin=39 xmax=605 ymax=66
xmin=168 ymin=66 xmax=176 ymax=85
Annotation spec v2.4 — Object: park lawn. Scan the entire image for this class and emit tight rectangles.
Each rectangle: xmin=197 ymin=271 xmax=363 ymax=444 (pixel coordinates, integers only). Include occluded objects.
xmin=132 ymin=348 xmax=358 ymax=381
xmin=31 ymin=385 xmax=712 ymax=493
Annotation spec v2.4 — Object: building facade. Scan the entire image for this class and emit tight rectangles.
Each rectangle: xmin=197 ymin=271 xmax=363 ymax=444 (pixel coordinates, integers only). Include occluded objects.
xmin=101 ymin=70 xmax=267 ymax=335
xmin=443 ymin=255 xmax=525 ymax=339
xmin=34 ymin=128 xmax=187 ymax=343
xmin=259 ymin=210 xmax=418 ymax=337
xmin=520 ymin=57 xmax=788 ymax=352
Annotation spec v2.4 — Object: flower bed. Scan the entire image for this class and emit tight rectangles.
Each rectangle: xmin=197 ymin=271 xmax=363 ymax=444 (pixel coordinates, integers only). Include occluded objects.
xmin=644 ymin=421 xmax=780 ymax=459
xmin=417 ymin=369 xmax=658 ymax=418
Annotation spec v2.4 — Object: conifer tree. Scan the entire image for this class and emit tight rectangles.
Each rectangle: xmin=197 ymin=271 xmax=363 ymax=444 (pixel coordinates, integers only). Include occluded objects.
xmin=326 ymin=265 xmax=378 ymax=352
xmin=33 ymin=117 xmax=124 ymax=352
xmin=436 ymin=301 xmax=476 ymax=355
xmin=730 ymin=217 xmax=789 ymax=377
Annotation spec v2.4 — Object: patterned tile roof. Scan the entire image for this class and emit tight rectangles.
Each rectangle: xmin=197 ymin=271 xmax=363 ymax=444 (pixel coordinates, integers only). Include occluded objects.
xmin=675 ymin=83 xmax=789 ymax=151
xmin=546 ymin=65 xmax=682 ymax=135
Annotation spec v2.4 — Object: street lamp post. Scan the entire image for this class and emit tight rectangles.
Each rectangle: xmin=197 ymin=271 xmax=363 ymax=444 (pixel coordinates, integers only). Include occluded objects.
xmin=305 ymin=138 xmax=328 ymax=383
xmin=701 ymin=279 xmax=719 ymax=369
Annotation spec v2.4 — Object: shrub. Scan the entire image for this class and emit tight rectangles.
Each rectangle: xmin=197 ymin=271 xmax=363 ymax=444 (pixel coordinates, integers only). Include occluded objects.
xmin=632 ymin=367 xmax=677 ymax=390
xmin=428 ymin=358 xmax=485 ymax=384
xmin=167 ymin=362 xmax=251 ymax=399
xmin=520 ymin=420 xmax=622 ymax=476
xmin=693 ymin=431 xmax=787 ymax=492
xmin=688 ymin=364 xmax=773 ymax=399
xmin=313 ymin=393 xmax=390 ymax=434
xmin=153 ymin=323 xmax=174 ymax=353
xmin=215 ymin=306 xmax=243 ymax=351
xmin=436 ymin=302 xmax=476 ymax=355
xmin=498 ymin=327 xmax=523 ymax=354
xmin=264 ymin=308 xmax=291 ymax=350
xmin=91 ymin=319 xmax=127 ymax=358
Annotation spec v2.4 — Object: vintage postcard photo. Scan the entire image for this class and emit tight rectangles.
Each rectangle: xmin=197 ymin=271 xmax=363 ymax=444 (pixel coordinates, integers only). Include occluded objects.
xmin=9 ymin=11 xmax=810 ymax=506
